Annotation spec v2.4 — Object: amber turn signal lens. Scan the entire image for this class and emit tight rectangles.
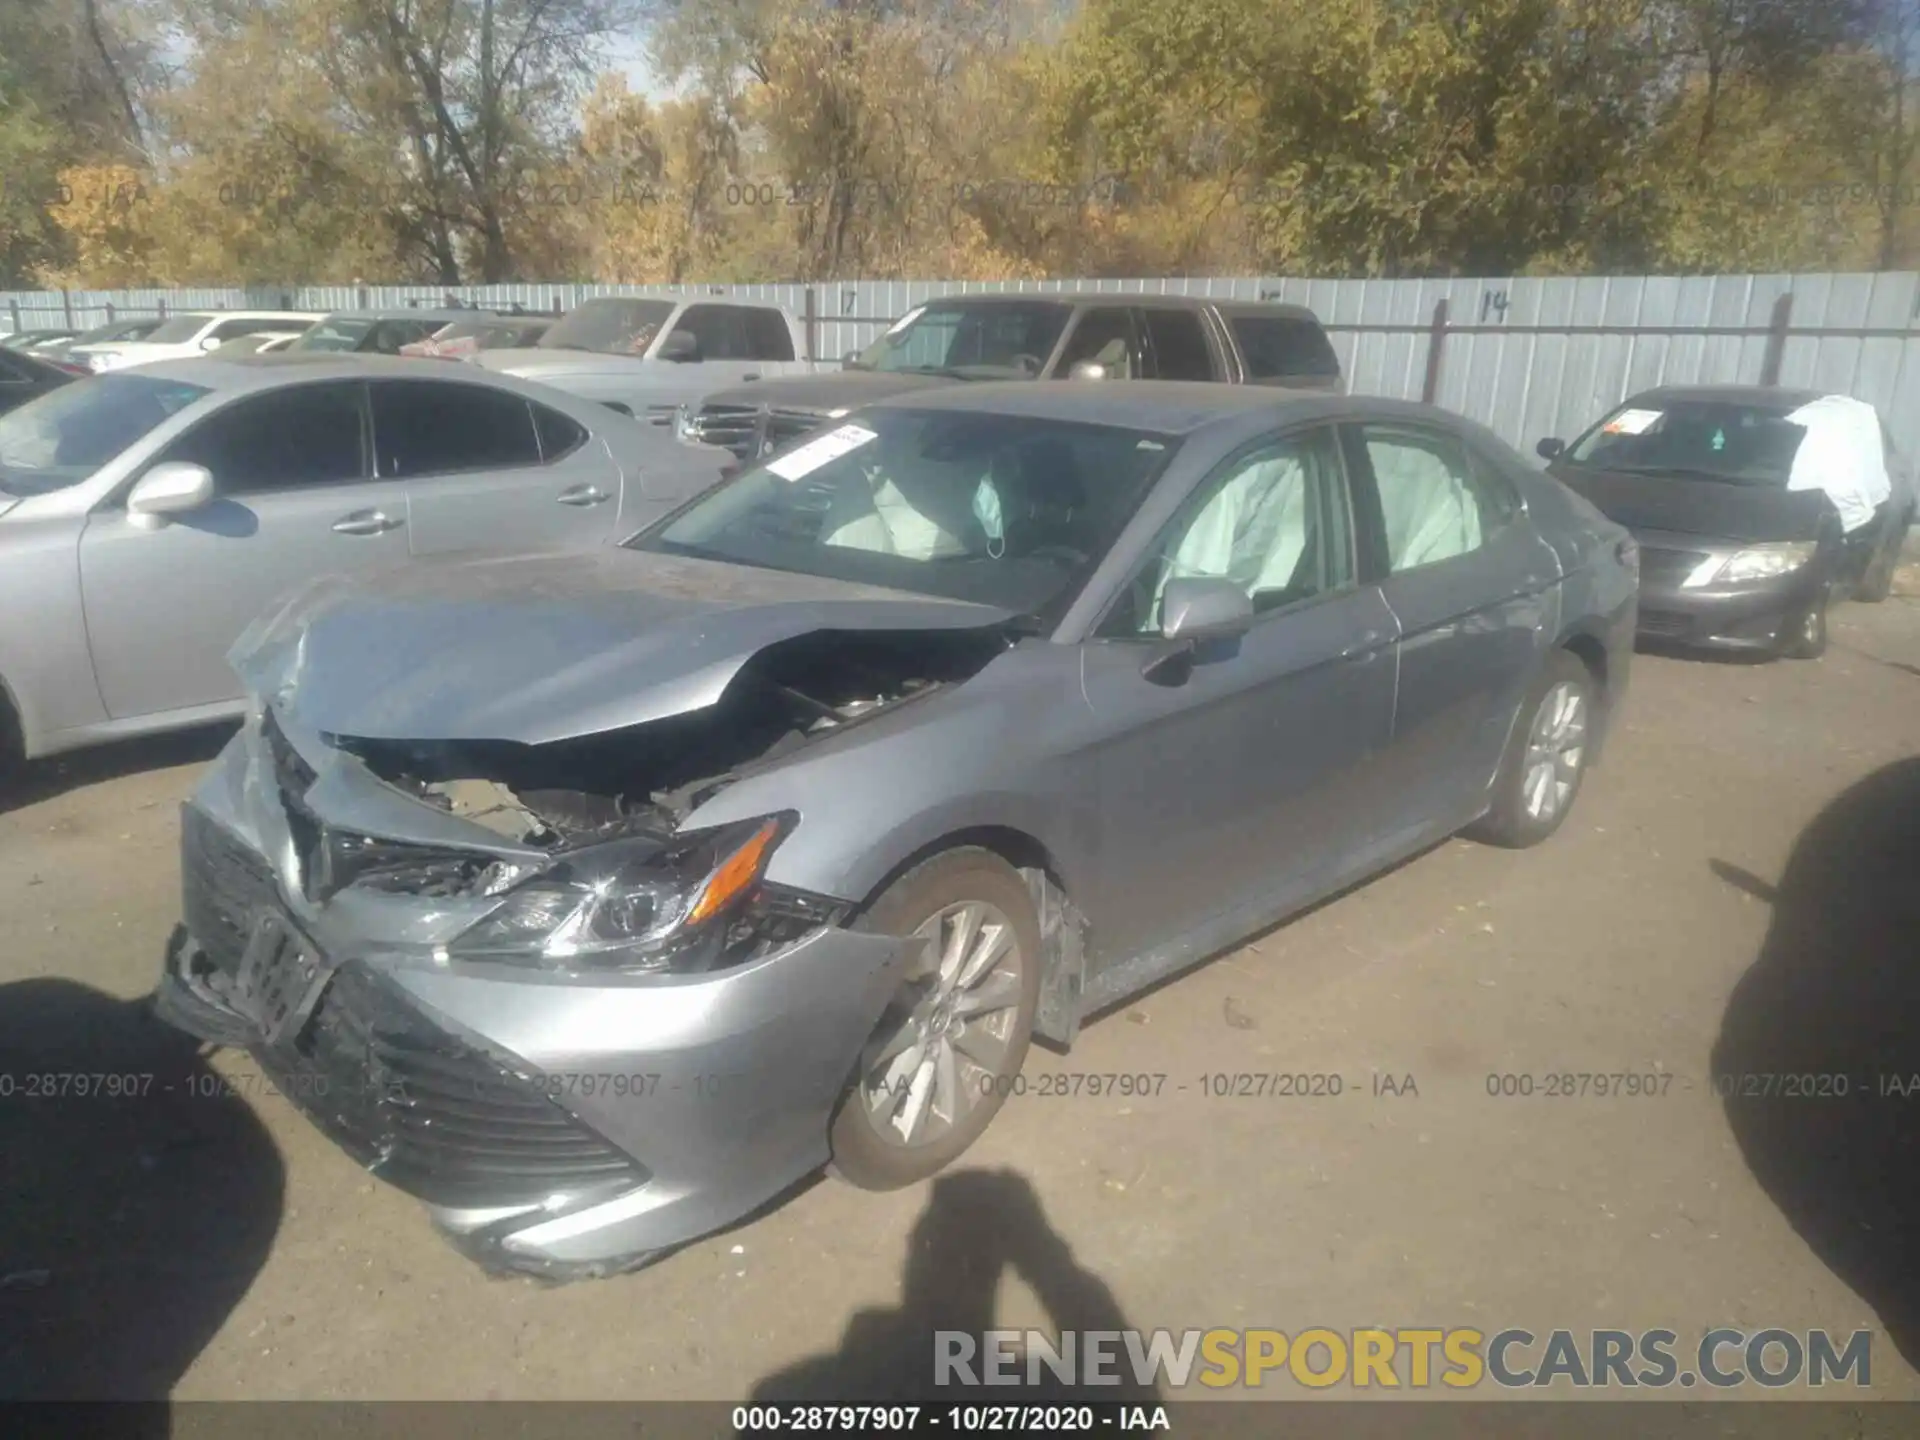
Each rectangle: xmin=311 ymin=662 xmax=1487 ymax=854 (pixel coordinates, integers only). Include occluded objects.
xmin=688 ymin=818 xmax=782 ymax=925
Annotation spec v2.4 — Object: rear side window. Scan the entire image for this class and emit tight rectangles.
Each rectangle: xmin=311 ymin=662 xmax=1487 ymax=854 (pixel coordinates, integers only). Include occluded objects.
xmin=742 ymin=307 xmax=796 ymax=361
xmin=671 ymin=304 xmax=746 ymax=360
xmin=1352 ymin=422 xmax=1511 ymax=572
xmin=1232 ymin=316 xmax=1340 ymax=382
xmin=0 ymin=351 xmax=33 ymax=384
xmin=1140 ymin=309 xmax=1217 ymax=381
xmin=533 ymin=402 xmax=589 ymax=461
xmin=159 ymin=382 xmax=367 ymax=494
xmin=371 ymin=380 xmax=542 ymax=477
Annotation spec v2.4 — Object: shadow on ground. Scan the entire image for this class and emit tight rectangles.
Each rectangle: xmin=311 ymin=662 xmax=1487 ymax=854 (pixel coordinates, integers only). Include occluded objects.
xmin=749 ymin=1168 xmax=1159 ymax=1403
xmin=0 ymin=978 xmax=283 ymax=1401
xmin=0 ymin=724 xmax=235 ymax=819
xmin=1711 ymin=757 xmax=1920 ymax=1370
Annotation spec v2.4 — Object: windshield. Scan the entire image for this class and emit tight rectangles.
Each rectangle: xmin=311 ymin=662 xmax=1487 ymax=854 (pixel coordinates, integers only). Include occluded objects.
xmin=1565 ymin=399 xmax=1812 ymax=485
xmin=78 ymin=319 xmax=161 ymax=345
xmin=850 ymin=301 xmax=1073 ymax=379
xmin=537 ymin=298 xmax=675 ymax=355
xmin=0 ymin=374 xmax=210 ymax=497
xmin=629 ymin=408 xmax=1178 ymax=621
xmin=289 ymin=317 xmax=373 ymax=352
xmin=143 ymin=314 xmax=216 ymax=345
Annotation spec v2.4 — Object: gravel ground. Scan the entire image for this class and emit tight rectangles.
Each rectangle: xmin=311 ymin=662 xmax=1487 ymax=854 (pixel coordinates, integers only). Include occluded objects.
xmin=2 ymin=593 xmax=1918 ymax=1403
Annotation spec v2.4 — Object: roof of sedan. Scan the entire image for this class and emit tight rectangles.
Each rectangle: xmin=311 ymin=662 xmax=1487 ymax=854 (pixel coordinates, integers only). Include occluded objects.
xmin=315 ymin=308 xmax=530 ymax=323
xmin=865 ymin=380 xmax=1401 ymax=433
xmin=100 ymin=353 xmax=520 ymax=391
xmin=1625 ymin=383 xmax=1828 ymax=408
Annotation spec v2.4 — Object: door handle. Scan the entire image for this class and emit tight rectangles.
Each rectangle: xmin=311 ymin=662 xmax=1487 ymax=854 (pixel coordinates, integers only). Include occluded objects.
xmin=1340 ymin=628 xmax=1390 ymax=660
xmin=557 ymin=484 xmax=611 ymax=507
xmin=742 ymin=372 xmax=761 ymax=382
xmin=332 ymin=510 xmax=403 ymax=536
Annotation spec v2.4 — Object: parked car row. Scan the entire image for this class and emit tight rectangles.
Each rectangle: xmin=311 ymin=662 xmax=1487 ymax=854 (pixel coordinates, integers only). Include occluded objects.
xmin=1 ymin=285 xmax=1908 ymax=1287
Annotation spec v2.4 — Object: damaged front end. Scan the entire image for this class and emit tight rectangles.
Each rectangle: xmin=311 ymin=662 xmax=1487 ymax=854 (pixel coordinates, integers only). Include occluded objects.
xmin=158 ymin=594 xmax=1019 ymax=1277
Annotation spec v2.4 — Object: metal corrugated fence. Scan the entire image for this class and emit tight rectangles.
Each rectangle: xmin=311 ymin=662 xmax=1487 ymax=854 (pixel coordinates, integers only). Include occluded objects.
xmin=6 ymin=272 xmax=1917 ymax=460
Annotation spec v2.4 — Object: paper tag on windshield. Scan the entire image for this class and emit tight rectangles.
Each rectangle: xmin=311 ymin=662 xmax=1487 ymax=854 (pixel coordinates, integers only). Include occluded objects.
xmin=885 ymin=307 xmax=925 ymax=337
xmin=1603 ymin=408 xmax=1662 ymax=436
xmin=767 ymin=423 xmax=878 ymax=480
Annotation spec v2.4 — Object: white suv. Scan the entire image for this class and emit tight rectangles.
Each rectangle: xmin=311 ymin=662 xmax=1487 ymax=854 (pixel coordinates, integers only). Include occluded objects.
xmin=81 ymin=312 xmax=325 ymax=372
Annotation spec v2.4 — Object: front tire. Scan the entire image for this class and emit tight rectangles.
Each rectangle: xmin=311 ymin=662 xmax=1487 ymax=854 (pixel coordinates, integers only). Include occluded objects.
xmin=1467 ymin=649 xmax=1595 ymax=849
xmin=1783 ymin=586 xmax=1830 ymax=659
xmin=829 ymin=848 xmax=1042 ymax=1191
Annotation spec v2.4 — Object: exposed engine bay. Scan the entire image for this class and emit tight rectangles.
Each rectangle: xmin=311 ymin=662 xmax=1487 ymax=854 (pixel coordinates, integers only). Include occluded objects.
xmin=327 ymin=627 xmax=1012 ymax=856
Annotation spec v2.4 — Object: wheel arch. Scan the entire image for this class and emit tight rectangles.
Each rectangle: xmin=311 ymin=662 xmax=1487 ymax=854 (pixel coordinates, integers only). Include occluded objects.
xmin=846 ymin=821 xmax=1090 ymax=1053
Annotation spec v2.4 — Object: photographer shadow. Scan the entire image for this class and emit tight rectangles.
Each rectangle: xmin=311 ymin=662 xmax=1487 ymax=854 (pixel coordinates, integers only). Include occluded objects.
xmin=1710 ymin=757 xmax=1920 ymax=1371
xmin=0 ymin=978 xmax=284 ymax=1404
xmin=750 ymin=1168 xmax=1159 ymax=1404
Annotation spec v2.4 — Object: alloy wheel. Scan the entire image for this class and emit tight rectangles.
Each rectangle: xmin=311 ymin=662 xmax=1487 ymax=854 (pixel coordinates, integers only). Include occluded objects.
xmin=858 ymin=900 xmax=1026 ymax=1149
xmin=1521 ymin=681 xmax=1589 ymax=824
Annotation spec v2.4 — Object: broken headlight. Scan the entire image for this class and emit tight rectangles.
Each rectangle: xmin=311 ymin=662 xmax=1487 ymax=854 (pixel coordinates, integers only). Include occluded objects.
xmin=443 ymin=813 xmax=804 ymax=974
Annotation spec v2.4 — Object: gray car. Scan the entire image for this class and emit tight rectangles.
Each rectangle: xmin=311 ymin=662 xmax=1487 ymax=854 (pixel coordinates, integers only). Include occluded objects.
xmin=0 ymin=354 xmax=731 ymax=767
xmin=153 ymin=382 xmax=1638 ymax=1279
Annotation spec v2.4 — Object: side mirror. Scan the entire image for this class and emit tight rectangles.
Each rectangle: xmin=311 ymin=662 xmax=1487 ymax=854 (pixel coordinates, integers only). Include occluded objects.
xmin=656 ymin=329 xmax=699 ymax=363
xmin=198 ymin=335 xmax=223 ymax=352
xmin=1159 ymin=577 xmax=1256 ymax=642
xmin=842 ymin=354 xmax=861 ymax=369
xmin=1536 ymin=437 xmax=1566 ymax=460
xmin=125 ymin=462 xmax=214 ymax=529
xmin=1068 ymin=360 xmax=1110 ymax=382
xmin=1141 ymin=578 xmax=1254 ymax=685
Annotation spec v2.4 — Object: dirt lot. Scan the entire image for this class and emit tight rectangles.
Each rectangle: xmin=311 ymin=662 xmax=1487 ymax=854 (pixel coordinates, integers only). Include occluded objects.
xmin=3 ymin=593 xmax=1919 ymax=1403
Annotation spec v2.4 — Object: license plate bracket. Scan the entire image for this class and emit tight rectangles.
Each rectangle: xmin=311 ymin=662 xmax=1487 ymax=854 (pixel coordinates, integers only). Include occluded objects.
xmin=234 ymin=909 xmax=329 ymax=1046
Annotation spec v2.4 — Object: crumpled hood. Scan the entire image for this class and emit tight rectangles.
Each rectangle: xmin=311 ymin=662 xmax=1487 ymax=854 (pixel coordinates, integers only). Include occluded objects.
xmin=472 ymin=348 xmax=657 ymax=380
xmin=234 ymin=549 xmax=1014 ymax=746
xmin=700 ymin=371 xmax=960 ymax=412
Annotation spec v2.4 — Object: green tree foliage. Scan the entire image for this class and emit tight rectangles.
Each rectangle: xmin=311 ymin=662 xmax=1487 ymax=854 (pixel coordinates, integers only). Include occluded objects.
xmin=13 ymin=0 xmax=1918 ymax=285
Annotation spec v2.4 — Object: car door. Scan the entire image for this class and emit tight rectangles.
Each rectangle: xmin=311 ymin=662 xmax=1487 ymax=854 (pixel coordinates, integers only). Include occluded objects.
xmin=371 ymin=378 xmax=626 ymax=556
xmin=1342 ymin=420 xmax=1561 ymax=836
xmin=1074 ymin=424 xmax=1400 ymax=961
xmin=1137 ymin=306 xmax=1227 ymax=380
xmin=1051 ymin=306 xmax=1145 ymax=380
xmin=77 ymin=380 xmax=411 ymax=720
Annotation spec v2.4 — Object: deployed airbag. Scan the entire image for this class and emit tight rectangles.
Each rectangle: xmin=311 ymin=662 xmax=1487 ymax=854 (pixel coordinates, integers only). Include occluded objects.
xmin=1784 ymin=394 xmax=1891 ymax=534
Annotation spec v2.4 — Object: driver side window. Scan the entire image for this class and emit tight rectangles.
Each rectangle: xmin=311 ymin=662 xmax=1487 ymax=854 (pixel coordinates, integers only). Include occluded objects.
xmin=1099 ymin=426 xmax=1353 ymax=636
xmin=1056 ymin=308 xmax=1140 ymax=379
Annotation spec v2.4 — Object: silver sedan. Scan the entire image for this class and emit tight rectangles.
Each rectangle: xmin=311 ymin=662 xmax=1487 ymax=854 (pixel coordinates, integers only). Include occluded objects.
xmin=0 ymin=354 xmax=730 ymax=767
xmin=154 ymin=382 xmax=1639 ymax=1280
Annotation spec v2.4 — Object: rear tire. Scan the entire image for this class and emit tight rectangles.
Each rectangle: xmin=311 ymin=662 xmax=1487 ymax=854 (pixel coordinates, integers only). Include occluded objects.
xmin=1856 ymin=508 xmax=1911 ymax=603
xmin=1467 ymin=649 xmax=1595 ymax=850
xmin=828 ymin=848 xmax=1042 ymax=1191
xmin=1782 ymin=586 xmax=1830 ymax=659
xmin=0 ymin=691 xmax=20 ymax=792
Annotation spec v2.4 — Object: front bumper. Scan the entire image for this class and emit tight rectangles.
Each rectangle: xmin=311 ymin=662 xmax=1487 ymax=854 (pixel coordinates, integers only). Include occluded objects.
xmin=1633 ymin=540 xmax=1829 ymax=654
xmin=156 ymin=723 xmax=910 ymax=1278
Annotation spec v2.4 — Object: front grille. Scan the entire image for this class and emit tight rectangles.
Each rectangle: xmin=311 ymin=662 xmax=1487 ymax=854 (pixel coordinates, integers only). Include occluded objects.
xmin=255 ymin=963 xmax=646 ymax=1209
xmin=1638 ymin=609 xmax=1692 ymax=638
xmin=691 ymin=403 xmax=761 ymax=460
xmin=181 ymin=805 xmax=281 ymax=977
xmin=690 ymin=403 xmax=829 ymax=461
xmin=764 ymin=407 xmax=825 ymax=450
xmin=1638 ymin=545 xmax=1711 ymax=588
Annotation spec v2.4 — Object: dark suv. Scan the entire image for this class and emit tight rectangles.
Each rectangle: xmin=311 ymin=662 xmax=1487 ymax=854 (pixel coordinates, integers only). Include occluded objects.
xmin=683 ymin=292 xmax=1341 ymax=462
